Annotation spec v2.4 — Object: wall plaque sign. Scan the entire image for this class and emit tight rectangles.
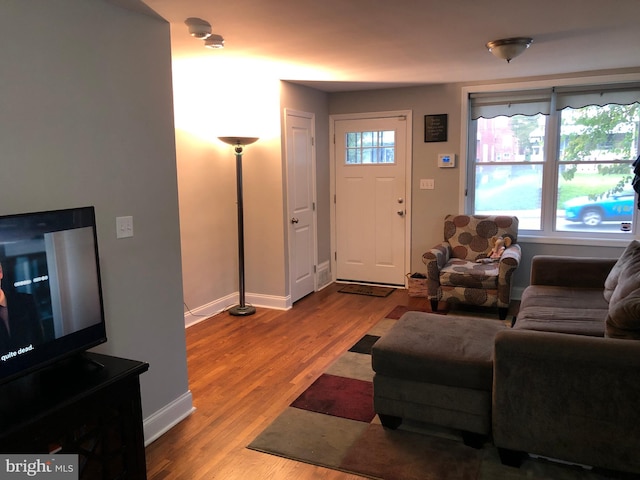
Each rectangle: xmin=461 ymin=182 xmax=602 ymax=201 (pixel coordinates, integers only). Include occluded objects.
xmin=424 ymin=114 xmax=448 ymax=142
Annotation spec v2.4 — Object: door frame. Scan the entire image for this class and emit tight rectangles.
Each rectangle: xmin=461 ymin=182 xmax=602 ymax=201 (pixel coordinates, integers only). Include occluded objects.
xmin=329 ymin=110 xmax=413 ymax=287
xmin=284 ymin=108 xmax=318 ymax=306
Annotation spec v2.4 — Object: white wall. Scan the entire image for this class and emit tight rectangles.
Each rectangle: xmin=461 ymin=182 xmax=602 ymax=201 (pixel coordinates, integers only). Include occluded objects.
xmin=0 ymin=0 xmax=192 ymax=442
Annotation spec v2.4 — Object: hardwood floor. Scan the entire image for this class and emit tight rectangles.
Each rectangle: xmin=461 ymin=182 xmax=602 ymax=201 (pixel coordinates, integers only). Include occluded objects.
xmin=145 ymin=284 xmax=431 ymax=480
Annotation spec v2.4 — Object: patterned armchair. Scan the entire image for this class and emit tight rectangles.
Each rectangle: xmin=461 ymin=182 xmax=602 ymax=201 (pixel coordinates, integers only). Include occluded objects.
xmin=422 ymin=214 xmax=521 ymax=319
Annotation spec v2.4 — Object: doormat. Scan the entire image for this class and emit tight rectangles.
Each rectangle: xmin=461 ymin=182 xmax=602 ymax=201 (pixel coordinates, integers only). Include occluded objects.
xmin=338 ymin=284 xmax=395 ymax=297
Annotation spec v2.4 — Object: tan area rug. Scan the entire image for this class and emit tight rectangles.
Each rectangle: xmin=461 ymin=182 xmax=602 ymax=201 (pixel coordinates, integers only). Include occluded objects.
xmin=248 ymin=304 xmax=625 ymax=479
xmin=248 ymin=305 xmax=482 ymax=479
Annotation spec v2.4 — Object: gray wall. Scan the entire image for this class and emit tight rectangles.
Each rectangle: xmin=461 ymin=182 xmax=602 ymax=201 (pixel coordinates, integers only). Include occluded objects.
xmin=175 ymin=128 xmax=239 ymax=311
xmin=176 ymin=132 xmax=287 ymax=312
xmin=329 ymin=84 xmax=469 ymax=276
xmin=0 ymin=0 xmax=191 ymax=439
xmin=329 ymin=80 xmax=634 ymax=293
xmin=177 ymin=81 xmax=331 ymax=317
xmin=280 ymin=83 xmax=331 ymax=267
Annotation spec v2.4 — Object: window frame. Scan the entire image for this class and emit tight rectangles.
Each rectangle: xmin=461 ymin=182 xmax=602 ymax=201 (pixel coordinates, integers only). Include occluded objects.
xmin=344 ymin=130 xmax=396 ymax=165
xmin=460 ymin=73 xmax=640 ymax=248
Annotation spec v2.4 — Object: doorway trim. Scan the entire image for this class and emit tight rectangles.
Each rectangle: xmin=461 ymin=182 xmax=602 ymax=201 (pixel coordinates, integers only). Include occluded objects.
xmin=329 ymin=110 xmax=413 ymax=287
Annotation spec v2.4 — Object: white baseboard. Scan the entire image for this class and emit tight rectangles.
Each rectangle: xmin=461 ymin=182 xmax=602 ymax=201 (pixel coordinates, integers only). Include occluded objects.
xmin=184 ymin=293 xmax=237 ymax=328
xmin=184 ymin=292 xmax=290 ymax=328
xmin=143 ymin=390 xmax=195 ymax=446
xmin=246 ymin=292 xmax=291 ymax=311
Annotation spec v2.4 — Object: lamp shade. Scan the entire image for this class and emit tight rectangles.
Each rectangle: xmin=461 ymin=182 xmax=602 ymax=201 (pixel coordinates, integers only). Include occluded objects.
xmin=486 ymin=37 xmax=533 ymax=63
xmin=218 ymin=137 xmax=259 ymax=147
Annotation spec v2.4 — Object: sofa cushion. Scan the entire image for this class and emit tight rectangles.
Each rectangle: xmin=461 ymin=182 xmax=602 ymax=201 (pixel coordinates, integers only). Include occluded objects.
xmin=371 ymin=312 xmax=508 ymax=391
xmin=606 ymin=289 xmax=640 ymax=339
xmin=604 ymin=240 xmax=640 ymax=302
xmin=515 ymin=285 xmax=607 ymax=336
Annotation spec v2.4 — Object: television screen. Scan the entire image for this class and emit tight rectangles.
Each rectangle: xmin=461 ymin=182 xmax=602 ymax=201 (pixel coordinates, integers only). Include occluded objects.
xmin=0 ymin=206 xmax=106 ymax=384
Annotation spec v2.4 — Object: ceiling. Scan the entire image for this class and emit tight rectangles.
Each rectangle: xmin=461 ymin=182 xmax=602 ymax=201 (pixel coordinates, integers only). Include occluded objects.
xmin=141 ymin=0 xmax=640 ymax=92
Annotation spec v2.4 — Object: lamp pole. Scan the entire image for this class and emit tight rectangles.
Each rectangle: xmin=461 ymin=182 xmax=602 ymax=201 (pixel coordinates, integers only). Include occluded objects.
xmin=218 ymin=136 xmax=259 ymax=316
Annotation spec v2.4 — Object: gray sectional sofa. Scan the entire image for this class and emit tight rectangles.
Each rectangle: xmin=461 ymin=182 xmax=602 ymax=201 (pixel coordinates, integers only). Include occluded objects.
xmin=493 ymin=242 xmax=640 ymax=475
xmin=372 ymin=240 xmax=640 ymax=476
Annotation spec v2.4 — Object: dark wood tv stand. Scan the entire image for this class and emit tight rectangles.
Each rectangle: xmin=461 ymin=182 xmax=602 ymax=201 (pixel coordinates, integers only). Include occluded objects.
xmin=0 ymin=352 xmax=149 ymax=480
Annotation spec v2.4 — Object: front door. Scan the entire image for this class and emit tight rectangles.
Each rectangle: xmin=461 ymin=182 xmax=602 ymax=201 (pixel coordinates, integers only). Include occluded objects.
xmin=333 ymin=112 xmax=411 ymax=286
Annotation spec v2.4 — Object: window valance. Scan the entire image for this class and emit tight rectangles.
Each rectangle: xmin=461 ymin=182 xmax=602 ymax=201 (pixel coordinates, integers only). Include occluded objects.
xmin=470 ymin=83 xmax=640 ymax=120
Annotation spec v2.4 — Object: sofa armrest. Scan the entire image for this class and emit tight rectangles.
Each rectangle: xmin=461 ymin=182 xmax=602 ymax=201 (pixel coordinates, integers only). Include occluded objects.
xmin=493 ymin=329 xmax=640 ymax=473
xmin=422 ymin=242 xmax=450 ymax=299
xmin=530 ymin=255 xmax=617 ymax=289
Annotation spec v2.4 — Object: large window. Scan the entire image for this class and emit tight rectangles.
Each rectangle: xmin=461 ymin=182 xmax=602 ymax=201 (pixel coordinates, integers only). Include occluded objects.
xmin=468 ymin=83 xmax=640 ymax=237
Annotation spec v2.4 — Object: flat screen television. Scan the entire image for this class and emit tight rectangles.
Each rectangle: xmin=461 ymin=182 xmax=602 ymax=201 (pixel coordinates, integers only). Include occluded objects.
xmin=0 ymin=206 xmax=107 ymax=384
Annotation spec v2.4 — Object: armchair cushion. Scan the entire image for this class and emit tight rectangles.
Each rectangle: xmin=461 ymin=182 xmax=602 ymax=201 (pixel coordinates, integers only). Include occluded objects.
xmin=440 ymin=259 xmax=501 ymax=289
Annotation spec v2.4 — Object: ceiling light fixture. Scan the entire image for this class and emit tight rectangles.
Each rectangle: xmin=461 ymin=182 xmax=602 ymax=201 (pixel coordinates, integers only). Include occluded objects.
xmin=185 ymin=17 xmax=212 ymax=39
xmin=205 ymin=34 xmax=225 ymax=49
xmin=185 ymin=17 xmax=225 ymax=49
xmin=486 ymin=37 xmax=533 ymax=63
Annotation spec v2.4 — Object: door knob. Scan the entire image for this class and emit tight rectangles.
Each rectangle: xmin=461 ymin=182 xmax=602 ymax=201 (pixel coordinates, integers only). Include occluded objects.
xmin=397 ymin=210 xmax=405 ymax=217
xmin=291 ymin=217 xmax=299 ymax=224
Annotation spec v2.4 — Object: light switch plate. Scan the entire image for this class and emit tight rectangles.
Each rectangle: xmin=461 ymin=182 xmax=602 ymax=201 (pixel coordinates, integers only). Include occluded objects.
xmin=116 ymin=216 xmax=134 ymax=239
xmin=420 ymin=179 xmax=435 ymax=190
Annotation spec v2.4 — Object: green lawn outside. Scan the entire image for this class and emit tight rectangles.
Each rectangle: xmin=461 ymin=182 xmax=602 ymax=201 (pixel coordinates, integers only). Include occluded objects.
xmin=557 ymin=173 xmax=630 ymax=205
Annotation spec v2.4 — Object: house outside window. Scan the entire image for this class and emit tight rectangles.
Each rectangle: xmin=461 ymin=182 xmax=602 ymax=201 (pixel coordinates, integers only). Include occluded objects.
xmin=466 ymin=83 xmax=640 ymax=238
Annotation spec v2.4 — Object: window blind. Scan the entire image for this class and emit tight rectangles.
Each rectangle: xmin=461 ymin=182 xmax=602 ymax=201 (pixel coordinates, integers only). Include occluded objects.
xmin=470 ymin=89 xmax=552 ymax=119
xmin=555 ymin=83 xmax=640 ymax=110
xmin=470 ymin=83 xmax=640 ymax=119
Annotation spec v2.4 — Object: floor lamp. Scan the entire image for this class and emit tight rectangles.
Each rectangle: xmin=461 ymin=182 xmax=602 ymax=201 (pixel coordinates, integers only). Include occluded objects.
xmin=219 ymin=136 xmax=259 ymax=316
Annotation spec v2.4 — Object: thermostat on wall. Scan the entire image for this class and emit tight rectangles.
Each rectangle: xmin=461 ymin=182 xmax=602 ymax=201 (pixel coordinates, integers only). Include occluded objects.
xmin=438 ymin=153 xmax=456 ymax=168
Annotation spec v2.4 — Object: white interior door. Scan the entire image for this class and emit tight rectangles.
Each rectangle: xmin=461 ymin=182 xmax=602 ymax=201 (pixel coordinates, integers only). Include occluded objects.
xmin=334 ymin=113 xmax=410 ymax=286
xmin=286 ymin=110 xmax=316 ymax=303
